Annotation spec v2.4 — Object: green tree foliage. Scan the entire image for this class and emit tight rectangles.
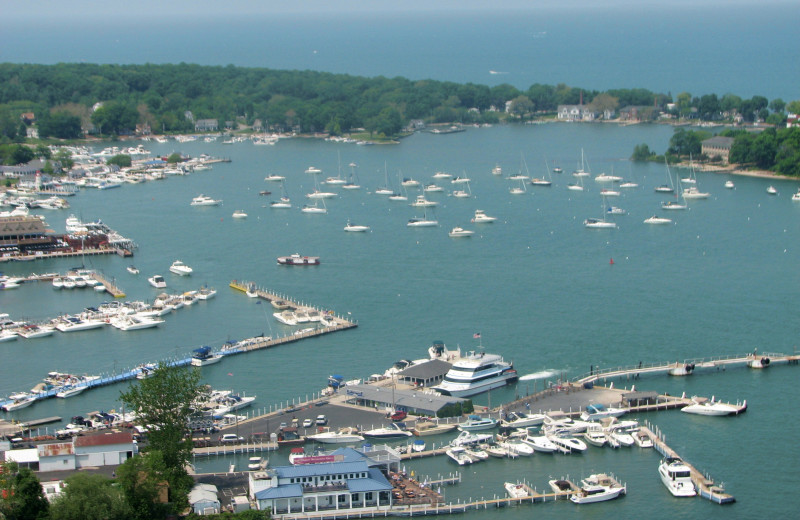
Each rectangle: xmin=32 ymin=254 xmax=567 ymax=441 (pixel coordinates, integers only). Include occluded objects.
xmin=54 ymin=148 xmax=74 ymax=171
xmin=120 ymin=363 xmax=204 ymax=507
xmin=631 ymin=143 xmax=656 ymax=161
xmin=91 ymin=101 xmax=139 ymax=135
xmin=38 ymin=111 xmax=82 ymax=139
xmin=508 ymin=95 xmax=534 ymax=119
xmin=107 ymin=154 xmax=132 ymax=167
xmin=166 ymin=152 xmax=183 ymax=164
xmin=786 ymin=100 xmax=800 ymax=115
xmin=0 ymin=143 xmax=34 ymax=165
xmin=0 ymin=461 xmax=50 ymax=520
xmin=49 ymin=473 xmax=131 ymax=520
xmin=667 ymin=128 xmax=709 ymax=157
xmin=728 ymin=127 xmax=800 ymax=175
xmin=116 ymin=452 xmax=173 ymax=520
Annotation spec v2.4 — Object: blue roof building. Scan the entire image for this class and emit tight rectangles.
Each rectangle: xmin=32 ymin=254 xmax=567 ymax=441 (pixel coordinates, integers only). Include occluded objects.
xmin=249 ymin=457 xmax=394 ymax=516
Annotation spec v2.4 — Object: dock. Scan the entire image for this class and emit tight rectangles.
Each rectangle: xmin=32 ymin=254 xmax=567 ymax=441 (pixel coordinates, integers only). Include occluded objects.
xmin=90 ymin=271 xmax=125 ymax=298
xmin=643 ymin=423 xmax=735 ymax=504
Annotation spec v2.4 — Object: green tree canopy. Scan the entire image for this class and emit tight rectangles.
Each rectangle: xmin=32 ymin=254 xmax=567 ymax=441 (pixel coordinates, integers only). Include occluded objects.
xmin=107 ymin=154 xmax=132 ymax=167
xmin=38 ymin=111 xmax=82 ymax=139
xmin=49 ymin=473 xmax=131 ymax=520
xmin=0 ymin=461 xmax=49 ymax=520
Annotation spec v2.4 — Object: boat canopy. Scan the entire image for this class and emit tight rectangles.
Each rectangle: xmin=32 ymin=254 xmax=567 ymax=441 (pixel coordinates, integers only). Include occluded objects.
xmin=586 ymin=404 xmax=607 ymax=414
xmin=193 ymin=346 xmax=212 ymax=358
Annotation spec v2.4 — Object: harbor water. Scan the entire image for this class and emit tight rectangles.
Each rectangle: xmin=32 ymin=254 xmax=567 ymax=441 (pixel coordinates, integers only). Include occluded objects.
xmin=2 ymin=123 xmax=799 ymax=518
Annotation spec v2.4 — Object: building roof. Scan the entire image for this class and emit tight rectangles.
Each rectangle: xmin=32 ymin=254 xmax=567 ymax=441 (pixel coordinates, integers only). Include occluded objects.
xmin=275 ymin=460 xmax=369 ymax=479
xmin=188 ymin=484 xmax=220 ymax=505
xmin=397 ymin=359 xmax=451 ymax=379
xmin=255 ymin=483 xmax=303 ymax=500
xmin=702 ymin=136 xmax=735 ymax=148
xmin=73 ymin=431 xmax=133 ymax=448
xmin=344 ymin=384 xmax=465 ymax=414
xmin=345 ymin=468 xmax=392 ymax=493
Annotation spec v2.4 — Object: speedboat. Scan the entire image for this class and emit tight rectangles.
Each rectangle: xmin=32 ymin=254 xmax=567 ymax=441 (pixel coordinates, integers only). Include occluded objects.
xmin=681 ymin=396 xmax=746 ymax=416
xmin=432 ymin=171 xmax=452 ymax=179
xmin=424 ymin=183 xmax=443 ymax=192
xmin=169 ymin=261 xmax=193 ymax=276
xmin=306 ymin=428 xmax=364 ymax=444
xmin=248 ymin=457 xmax=265 ymax=471
xmin=2 ymin=395 xmax=37 ymax=411
xmin=451 ymin=190 xmax=470 ymax=198
xmin=579 ymin=403 xmax=627 ymax=422
xmin=457 ymin=415 xmax=498 ymax=431
xmin=16 ymin=324 xmax=56 ymax=339
xmin=270 ymin=197 xmax=292 ymax=209
xmin=520 ymin=433 xmax=558 ymax=453
xmin=500 ymin=439 xmax=534 ymax=456
xmin=725 ymin=180 xmax=735 ymax=189
xmin=471 ymin=209 xmax=496 ymax=223
xmin=401 ymin=178 xmax=420 ymax=187
xmin=264 ymin=174 xmax=285 ymax=181
xmin=431 ymin=350 xmax=517 ymax=397
xmin=681 ymin=186 xmax=710 ymax=199
xmin=411 ymin=439 xmax=426 ymax=452
xmin=633 ymin=430 xmax=654 ymax=448
xmin=306 ymin=189 xmax=337 ymax=199
xmin=661 ymin=200 xmax=687 ymax=210
xmin=594 ymin=173 xmax=623 ymax=183
xmin=582 ymin=425 xmax=608 ymax=447
xmin=55 ymin=385 xmax=87 ymax=398
xmin=546 ymin=432 xmax=588 ymax=453
xmin=599 ymin=188 xmax=620 ymax=197
xmin=0 ymin=330 xmax=19 ymax=342
xmin=54 ymin=316 xmax=106 ymax=332
xmin=148 ymin=275 xmax=167 ymax=288
xmin=584 ymin=218 xmax=617 ymax=229
xmin=451 ymin=176 xmax=471 ymax=184
xmin=500 ymin=411 xmax=547 ymax=429
xmin=277 ymin=254 xmax=320 ymax=266
xmin=658 ymin=457 xmax=697 ymax=497
xmin=644 ymin=215 xmax=672 ymax=225
xmin=448 ymin=226 xmax=474 ymax=238
xmin=196 ymin=287 xmax=217 ymax=300
xmin=606 ymin=206 xmax=627 ymax=215
xmin=792 ymin=189 xmax=800 ymax=201
xmin=448 ymin=430 xmax=494 ymax=447
xmin=655 ymin=184 xmax=674 ymax=193
xmin=304 ymin=166 xmax=322 ymax=174
xmin=407 ymin=217 xmax=438 ymax=227
xmin=570 ymin=474 xmax=626 ymax=504
xmin=110 ymin=314 xmax=165 ymax=331
xmin=445 ymin=446 xmax=473 ymax=465
xmin=288 ymin=447 xmax=305 ymax=464
xmin=190 ymin=194 xmax=222 ymax=206
xmin=127 ymin=265 xmax=140 ymax=274
xmin=504 ymin=482 xmax=529 ymax=498
xmin=767 ymin=185 xmax=778 ymax=195
xmin=411 ymin=195 xmax=438 ymax=207
xmin=344 ymin=222 xmax=370 ymax=232
xmin=412 ymin=421 xmax=458 ymax=436
xmin=361 ymin=423 xmax=413 ymax=439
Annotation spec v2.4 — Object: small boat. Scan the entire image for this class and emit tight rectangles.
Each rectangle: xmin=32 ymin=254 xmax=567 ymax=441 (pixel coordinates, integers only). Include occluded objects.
xmin=136 ymin=363 xmax=157 ymax=379
xmin=491 ymin=165 xmax=503 ymax=176
xmin=464 ymin=446 xmax=489 ymax=461
xmin=448 ymin=227 xmax=474 ymax=238
xmin=362 ymin=423 xmax=413 ymax=439
xmin=504 ymin=482 xmax=529 ymax=499
xmin=451 ymin=176 xmax=471 ymax=184
xmin=445 ymin=446 xmax=473 ymax=465
xmin=411 ymin=439 xmax=426 ymax=452
xmin=55 ymin=385 xmax=87 ymax=398
xmin=644 ymin=215 xmax=672 ymax=225
xmin=546 ymin=432 xmax=588 ymax=453
xmin=792 ymin=188 xmax=800 ymax=201
xmin=458 ymin=415 xmax=498 ymax=432
xmin=424 ymin=183 xmax=443 ymax=192
xmin=264 ymin=174 xmax=285 ymax=181
xmin=344 ymin=221 xmax=370 ymax=232
xmin=599 ymin=188 xmax=620 ymax=197
xmin=2 ymin=396 xmax=37 ymax=411
xmin=570 ymin=474 xmax=626 ymax=504
xmin=412 ymin=421 xmax=458 ymax=436
xmin=448 ymin=430 xmax=494 ymax=447
xmin=549 ymin=479 xmax=577 ymax=494
xmin=681 ymin=396 xmax=746 ymax=416
xmin=0 ymin=330 xmax=19 ymax=342
xmin=661 ymin=200 xmax=687 ymax=210
xmin=277 ymin=254 xmax=320 ymax=266
xmin=16 ymin=324 xmax=56 ymax=339
xmin=681 ymin=186 xmax=710 ymax=199
xmin=499 ymin=439 xmax=534 ymax=456
xmin=248 ymin=457 xmax=265 ymax=471
xmin=411 ymin=194 xmax=438 ymax=207
xmin=127 ymin=266 xmax=139 ymax=275
xmin=582 ymin=426 xmax=608 ymax=448
xmin=584 ymin=218 xmax=617 ymax=229
xmin=304 ymin=166 xmax=322 ymax=174
xmin=191 ymin=346 xmax=224 ymax=366
xmin=633 ymin=430 xmax=654 ymax=448
xmin=451 ymin=189 xmax=470 ymax=198
xmin=407 ymin=216 xmax=439 ymax=227
xmin=595 ymin=173 xmax=623 ymax=183
xmin=658 ymin=457 xmax=697 ymax=497
xmin=288 ymin=447 xmax=305 ymax=464
xmin=471 ymin=209 xmax=497 ymax=223
xmin=767 ymin=185 xmax=778 ymax=195
xmin=500 ymin=411 xmax=546 ymax=429
xmin=232 ymin=210 xmax=248 ymax=219
xmin=169 ymin=260 xmax=193 ymax=276
xmin=54 ymin=316 xmax=106 ymax=332
xmin=432 ymin=171 xmax=452 ymax=179
xmin=148 ymin=275 xmax=167 ymax=289
xmin=110 ymin=314 xmax=165 ymax=331
xmin=579 ymin=403 xmax=627 ymax=422
xmin=190 ymin=194 xmax=222 ymax=206
xmin=725 ymin=180 xmax=735 ymax=189
xmin=606 ymin=206 xmax=627 ymax=215
xmin=270 ymin=197 xmax=292 ymax=209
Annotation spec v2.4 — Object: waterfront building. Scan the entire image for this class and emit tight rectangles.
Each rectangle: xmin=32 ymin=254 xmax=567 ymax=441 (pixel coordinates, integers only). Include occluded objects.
xmin=342 ymin=383 xmax=467 ymax=416
xmin=701 ymin=136 xmax=735 ymax=164
xmin=36 ymin=431 xmax=137 ymax=472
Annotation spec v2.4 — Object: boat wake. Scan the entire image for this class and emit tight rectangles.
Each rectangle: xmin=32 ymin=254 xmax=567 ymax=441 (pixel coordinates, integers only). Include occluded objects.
xmin=519 ymin=370 xmax=558 ymax=381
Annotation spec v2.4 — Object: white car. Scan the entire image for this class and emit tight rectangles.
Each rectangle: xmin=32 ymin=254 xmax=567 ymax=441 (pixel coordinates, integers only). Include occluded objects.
xmin=315 ymin=414 xmax=328 ymax=426
xmin=220 ymin=433 xmax=243 ymax=443
xmin=302 ymin=418 xmax=313 ymax=428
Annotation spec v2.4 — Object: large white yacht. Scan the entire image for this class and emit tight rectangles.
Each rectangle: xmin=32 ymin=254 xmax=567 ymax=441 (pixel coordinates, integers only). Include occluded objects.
xmin=658 ymin=457 xmax=697 ymax=497
xmin=431 ymin=350 xmax=517 ymax=397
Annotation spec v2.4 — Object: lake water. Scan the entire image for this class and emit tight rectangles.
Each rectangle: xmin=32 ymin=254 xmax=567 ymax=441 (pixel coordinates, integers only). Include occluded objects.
xmin=2 ymin=122 xmax=799 ymax=518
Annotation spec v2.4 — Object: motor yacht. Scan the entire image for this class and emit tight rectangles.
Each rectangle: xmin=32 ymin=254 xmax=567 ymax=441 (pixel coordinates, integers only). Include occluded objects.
xmin=681 ymin=186 xmax=710 ymax=199
xmin=584 ymin=218 xmax=617 ymax=229
xmin=232 ymin=210 xmax=248 ymax=219
xmin=767 ymin=185 xmax=778 ymax=195
xmin=54 ymin=315 xmax=106 ymax=332
xmin=306 ymin=428 xmax=364 ymax=444
xmin=55 ymin=385 xmax=88 ymax=398
xmin=277 ymin=254 xmax=320 ymax=266
xmin=448 ymin=226 xmax=474 ymax=237
xmin=569 ymin=474 xmax=626 ymax=504
xmin=500 ymin=411 xmax=547 ymax=429
xmin=504 ymin=482 xmax=529 ymax=498
xmin=644 ymin=215 xmax=672 ymax=225
xmin=110 ymin=314 xmax=165 ymax=331
xmin=344 ymin=222 xmax=370 ymax=232
xmin=190 ymin=194 xmax=222 ymax=206
xmin=127 ymin=265 xmax=140 ymax=274
xmin=264 ymin=174 xmax=285 ymax=181
xmin=579 ymin=404 xmax=627 ymax=422
xmin=169 ymin=261 xmax=193 ymax=276
xmin=457 ymin=415 xmax=498 ymax=431
xmin=445 ymin=446 xmax=473 ymax=465
xmin=361 ymin=423 xmax=413 ymax=439
xmin=658 ymin=457 xmax=697 ymax=497
xmin=471 ymin=209 xmax=497 ymax=223
xmin=680 ymin=396 xmax=746 ymax=416
xmin=725 ymin=180 xmax=735 ymax=189
xmin=431 ymin=350 xmax=517 ymax=397
xmin=407 ymin=216 xmax=438 ymax=227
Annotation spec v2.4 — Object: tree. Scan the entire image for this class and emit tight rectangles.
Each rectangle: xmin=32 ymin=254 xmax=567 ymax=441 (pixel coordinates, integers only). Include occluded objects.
xmin=508 ymin=95 xmax=534 ymax=119
xmin=107 ymin=154 xmax=132 ymax=167
xmin=120 ymin=363 xmax=204 ymax=508
xmin=769 ymin=98 xmax=785 ymax=114
xmin=0 ymin=461 xmax=50 ymax=520
xmin=38 ymin=111 xmax=82 ymax=139
xmin=116 ymin=452 xmax=172 ymax=520
xmin=786 ymin=100 xmax=800 ymax=115
xmin=49 ymin=473 xmax=131 ymax=520
xmin=631 ymin=143 xmax=655 ymax=162
xmin=166 ymin=152 xmax=182 ymax=164
xmin=54 ymin=148 xmax=74 ymax=171
xmin=588 ymin=93 xmax=619 ymax=116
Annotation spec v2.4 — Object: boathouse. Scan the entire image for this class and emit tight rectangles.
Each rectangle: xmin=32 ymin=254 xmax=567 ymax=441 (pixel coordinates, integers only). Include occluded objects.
xmin=343 ymin=384 xmax=467 ymax=416
xmin=395 ymin=359 xmax=451 ymax=387
xmin=250 ymin=458 xmax=393 ymax=516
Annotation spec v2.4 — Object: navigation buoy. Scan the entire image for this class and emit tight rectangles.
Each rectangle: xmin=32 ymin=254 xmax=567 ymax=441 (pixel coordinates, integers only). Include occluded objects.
xmin=609 ymin=258 xmax=614 ymax=265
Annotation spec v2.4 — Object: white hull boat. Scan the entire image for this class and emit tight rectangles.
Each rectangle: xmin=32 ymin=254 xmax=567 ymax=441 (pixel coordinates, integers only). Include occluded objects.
xmin=169 ymin=261 xmax=193 ymax=276
xmin=681 ymin=397 xmax=746 ymax=416
xmin=306 ymin=429 xmax=364 ymax=444
xmin=658 ymin=457 xmax=696 ymax=497
xmin=56 ymin=385 xmax=87 ymax=398
xmin=445 ymin=446 xmax=473 ymax=465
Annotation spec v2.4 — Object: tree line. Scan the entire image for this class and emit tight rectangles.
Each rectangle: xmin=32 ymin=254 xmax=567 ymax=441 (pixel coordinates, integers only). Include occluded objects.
xmin=1 ymin=63 xmax=797 ymax=144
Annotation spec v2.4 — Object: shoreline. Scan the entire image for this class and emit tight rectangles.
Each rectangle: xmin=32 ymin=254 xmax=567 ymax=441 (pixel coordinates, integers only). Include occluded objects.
xmin=679 ymin=162 xmax=798 ymax=182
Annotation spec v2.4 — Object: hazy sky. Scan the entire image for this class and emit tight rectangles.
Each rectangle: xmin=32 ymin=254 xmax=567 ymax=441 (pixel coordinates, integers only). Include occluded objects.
xmin=4 ymin=0 xmax=794 ymax=19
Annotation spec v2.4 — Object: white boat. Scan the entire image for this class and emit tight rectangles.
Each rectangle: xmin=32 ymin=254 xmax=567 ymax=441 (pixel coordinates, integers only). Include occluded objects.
xmin=248 ymin=457 xmax=265 ymax=471
xmin=792 ymin=189 xmax=800 ymax=201
xmin=264 ymin=174 xmax=285 ymax=181
xmin=471 ymin=209 xmax=497 ymax=223
xmin=110 ymin=315 xmax=164 ymax=331
xmin=431 ymin=349 xmax=517 ymax=397
xmin=232 ymin=210 xmax=248 ymax=219
xmin=445 ymin=446 xmax=473 ymax=465
xmin=0 ymin=329 xmax=19 ymax=342
xmin=682 ymin=186 xmax=710 ymax=199
xmin=579 ymin=404 xmax=627 ymax=422
xmin=424 ymin=183 xmax=443 ymax=192
xmin=306 ymin=189 xmax=337 ymax=199
xmin=410 ymin=194 xmax=438 ymax=207
xmin=270 ymin=197 xmax=292 ymax=209
xmin=661 ymin=199 xmax=687 ymax=210
xmin=546 ymin=432 xmax=588 ymax=453
xmin=55 ymin=385 xmax=87 ymax=398
xmin=582 ymin=426 xmax=608 ymax=447
xmin=725 ymin=180 xmax=735 ymax=189
xmin=412 ymin=421 xmax=458 ymax=436
xmin=499 ymin=439 xmax=534 ymax=456
xmin=570 ymin=474 xmax=626 ymax=504
xmin=520 ymin=433 xmax=558 ymax=453
xmin=196 ymin=287 xmax=217 ymax=300
xmin=658 ymin=457 xmax=697 ymax=497
xmin=411 ymin=439 xmax=426 ymax=452
xmin=191 ymin=346 xmax=224 ymax=366
xmin=55 ymin=316 xmax=106 ymax=332
xmin=644 ymin=215 xmax=672 ymax=225
xmin=491 ymin=165 xmax=503 ymax=176
xmin=457 ymin=415 xmax=498 ymax=431
xmin=595 ymin=172 xmax=623 ymax=183
xmin=607 ymin=206 xmax=627 ymax=215
xmin=51 ymin=277 xmax=64 ymax=289
xmin=169 ymin=261 xmax=193 ymax=276
xmin=432 ymin=171 xmax=452 ymax=179
xmin=504 ymin=482 xmax=529 ymax=498
xmin=500 ymin=411 xmax=546 ymax=429
xmin=407 ymin=215 xmax=438 ymax=227
xmin=288 ymin=447 xmax=305 ymax=464
xmin=767 ymin=185 xmax=778 ymax=195
xmin=306 ymin=428 xmax=364 ymax=444
xmin=681 ymin=396 xmax=746 ymax=416
xmin=599 ymin=188 xmax=620 ymax=197
xmin=344 ymin=222 xmax=370 ymax=232
xmin=585 ymin=194 xmax=617 ymax=228
xmin=362 ymin=423 xmax=413 ymax=439
xmin=464 ymin=446 xmax=489 ymax=461
xmin=2 ymin=396 xmax=37 ymax=411
xmin=304 ymin=166 xmax=322 ymax=174
xmin=448 ymin=226 xmax=474 ymax=238
xmin=449 ymin=430 xmax=494 ymax=447
xmin=632 ymin=430 xmax=654 ymax=448
xmin=148 ymin=275 xmax=167 ymax=288
xmin=190 ymin=194 xmax=222 ymax=206
xmin=401 ymin=177 xmax=420 ymax=188
xmin=451 ymin=176 xmax=471 ymax=184
xmin=127 ymin=265 xmax=139 ymax=274
xmin=16 ymin=324 xmax=56 ymax=339
xmin=301 ymin=199 xmax=327 ymax=214
xmin=655 ymin=157 xmax=676 ymax=193
xmin=604 ymin=420 xmax=637 ymax=447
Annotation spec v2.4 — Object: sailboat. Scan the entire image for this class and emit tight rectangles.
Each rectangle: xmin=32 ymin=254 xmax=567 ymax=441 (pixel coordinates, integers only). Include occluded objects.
xmin=584 ymin=194 xmax=618 ymax=228
xmin=375 ymin=162 xmax=394 ymax=195
xmin=301 ymin=197 xmax=327 ymax=214
xmin=270 ymin=180 xmax=292 ymax=209
xmin=531 ymin=157 xmax=553 ymax=186
xmin=451 ymin=173 xmax=472 ymax=198
xmin=389 ymin=171 xmax=409 ymax=201
xmin=567 ymin=170 xmax=585 ymax=191
xmin=572 ymin=148 xmax=591 ymax=177
xmin=324 ymin=152 xmax=347 ymax=185
xmin=655 ymin=159 xmax=675 ymax=193
xmin=680 ymin=156 xmax=710 ymax=199
xmin=407 ymin=208 xmax=439 ymax=227
xmin=661 ymin=159 xmax=687 ymax=210
xmin=306 ymin=174 xmax=337 ymax=199
xmin=510 ymin=178 xmax=526 ymax=195
xmin=508 ymin=154 xmax=529 ymax=181
xmin=342 ymin=162 xmax=361 ymax=190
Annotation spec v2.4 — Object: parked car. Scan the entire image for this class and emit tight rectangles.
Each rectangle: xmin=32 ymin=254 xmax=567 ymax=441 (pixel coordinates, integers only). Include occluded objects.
xmin=390 ymin=410 xmax=407 ymax=422
xmin=315 ymin=414 xmax=328 ymax=426
xmin=302 ymin=418 xmax=313 ymax=428
xmin=220 ymin=433 xmax=243 ymax=443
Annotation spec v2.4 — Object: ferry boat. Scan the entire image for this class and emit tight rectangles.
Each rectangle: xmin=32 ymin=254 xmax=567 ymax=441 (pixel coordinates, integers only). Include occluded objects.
xmin=658 ymin=457 xmax=697 ymax=497
xmin=277 ymin=254 xmax=320 ymax=266
xmin=431 ymin=350 xmax=518 ymax=397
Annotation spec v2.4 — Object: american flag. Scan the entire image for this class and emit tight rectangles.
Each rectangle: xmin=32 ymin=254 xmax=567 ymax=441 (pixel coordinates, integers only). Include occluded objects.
xmin=473 ymin=332 xmax=481 ymax=339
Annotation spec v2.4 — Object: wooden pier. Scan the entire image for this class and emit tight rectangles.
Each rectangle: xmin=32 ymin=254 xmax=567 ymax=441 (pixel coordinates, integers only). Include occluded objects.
xmin=192 ymin=441 xmax=277 ymax=457
xmin=642 ymin=424 xmax=735 ymax=504
xmin=90 ymin=271 xmax=125 ymax=298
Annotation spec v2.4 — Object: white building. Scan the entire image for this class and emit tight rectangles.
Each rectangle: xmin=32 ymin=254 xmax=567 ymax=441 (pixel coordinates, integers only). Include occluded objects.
xmin=37 ymin=432 xmax=137 ymax=472
xmin=250 ymin=458 xmax=393 ymax=517
xmin=189 ymin=483 xmax=221 ymax=515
